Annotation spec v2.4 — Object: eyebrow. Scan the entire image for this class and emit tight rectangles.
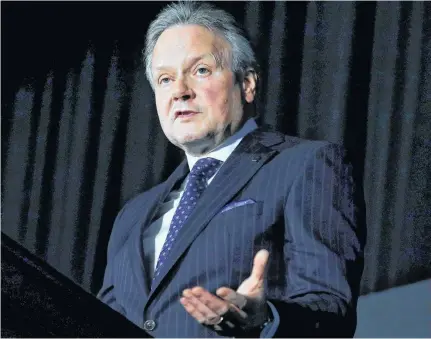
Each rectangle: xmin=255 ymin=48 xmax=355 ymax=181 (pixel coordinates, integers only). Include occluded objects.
xmin=154 ymin=53 xmax=220 ymax=73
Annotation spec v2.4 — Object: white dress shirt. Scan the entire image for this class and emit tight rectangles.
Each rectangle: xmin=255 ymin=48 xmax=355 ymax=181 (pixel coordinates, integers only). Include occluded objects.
xmin=142 ymin=118 xmax=258 ymax=279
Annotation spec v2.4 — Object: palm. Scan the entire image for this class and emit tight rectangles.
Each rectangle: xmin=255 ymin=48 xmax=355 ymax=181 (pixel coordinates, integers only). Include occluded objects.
xmin=181 ymin=250 xmax=270 ymax=332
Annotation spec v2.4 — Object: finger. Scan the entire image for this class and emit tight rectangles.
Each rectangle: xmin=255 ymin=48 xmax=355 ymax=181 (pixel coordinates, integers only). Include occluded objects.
xmin=189 ymin=287 xmax=230 ymax=315
xmin=183 ymin=289 xmax=225 ymax=321
xmin=190 ymin=287 xmax=247 ymax=324
xmin=250 ymin=249 xmax=269 ymax=281
xmin=188 ymin=288 xmax=248 ymax=325
xmin=180 ymin=297 xmax=207 ymax=324
xmin=216 ymin=287 xmax=247 ymax=310
xmin=216 ymin=287 xmax=235 ymax=299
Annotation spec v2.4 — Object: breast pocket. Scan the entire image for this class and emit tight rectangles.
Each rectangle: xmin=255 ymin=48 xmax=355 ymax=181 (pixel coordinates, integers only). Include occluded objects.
xmin=217 ymin=200 xmax=263 ymax=217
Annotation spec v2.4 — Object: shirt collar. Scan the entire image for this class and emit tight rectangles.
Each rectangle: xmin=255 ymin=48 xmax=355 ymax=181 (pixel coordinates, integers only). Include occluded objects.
xmin=186 ymin=118 xmax=258 ymax=170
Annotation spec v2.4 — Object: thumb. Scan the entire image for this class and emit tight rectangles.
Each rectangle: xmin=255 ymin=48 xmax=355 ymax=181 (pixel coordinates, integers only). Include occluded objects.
xmin=236 ymin=249 xmax=269 ymax=297
xmin=250 ymin=249 xmax=270 ymax=282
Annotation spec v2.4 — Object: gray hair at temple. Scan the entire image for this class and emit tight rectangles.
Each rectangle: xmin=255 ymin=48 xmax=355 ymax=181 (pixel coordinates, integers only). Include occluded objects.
xmin=143 ymin=1 xmax=259 ymax=95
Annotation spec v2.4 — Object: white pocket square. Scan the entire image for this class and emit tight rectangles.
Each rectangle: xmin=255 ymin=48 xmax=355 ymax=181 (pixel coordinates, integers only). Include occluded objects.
xmin=219 ymin=199 xmax=256 ymax=214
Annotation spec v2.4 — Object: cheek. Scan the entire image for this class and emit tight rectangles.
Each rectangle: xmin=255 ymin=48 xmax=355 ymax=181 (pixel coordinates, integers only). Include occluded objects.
xmin=201 ymin=83 xmax=231 ymax=115
xmin=155 ymin=95 xmax=170 ymax=118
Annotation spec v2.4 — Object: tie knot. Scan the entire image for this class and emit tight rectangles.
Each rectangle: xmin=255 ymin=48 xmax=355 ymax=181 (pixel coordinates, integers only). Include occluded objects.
xmin=190 ymin=157 xmax=222 ymax=180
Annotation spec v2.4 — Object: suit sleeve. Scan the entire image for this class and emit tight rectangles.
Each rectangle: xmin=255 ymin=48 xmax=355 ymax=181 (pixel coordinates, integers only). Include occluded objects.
xmin=262 ymin=143 xmax=366 ymax=338
xmin=96 ymin=205 xmax=129 ymax=316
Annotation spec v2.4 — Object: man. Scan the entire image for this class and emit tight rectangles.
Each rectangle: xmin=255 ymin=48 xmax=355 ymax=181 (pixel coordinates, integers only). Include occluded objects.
xmin=97 ymin=1 xmax=366 ymax=338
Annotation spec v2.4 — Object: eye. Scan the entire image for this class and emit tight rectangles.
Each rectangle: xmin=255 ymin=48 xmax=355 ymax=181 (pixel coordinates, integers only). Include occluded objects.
xmin=196 ymin=67 xmax=210 ymax=76
xmin=159 ymin=76 xmax=171 ymax=85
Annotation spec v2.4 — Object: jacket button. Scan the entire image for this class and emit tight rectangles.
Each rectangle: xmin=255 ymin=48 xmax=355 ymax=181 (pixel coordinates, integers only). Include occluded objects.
xmin=143 ymin=320 xmax=156 ymax=331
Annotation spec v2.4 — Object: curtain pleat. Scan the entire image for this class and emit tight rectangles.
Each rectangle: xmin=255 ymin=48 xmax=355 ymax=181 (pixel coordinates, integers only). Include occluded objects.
xmin=298 ymin=2 xmax=356 ymax=142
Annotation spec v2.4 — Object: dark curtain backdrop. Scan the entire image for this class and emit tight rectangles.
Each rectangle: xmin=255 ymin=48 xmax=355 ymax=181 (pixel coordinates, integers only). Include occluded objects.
xmin=2 ymin=1 xmax=430 ymax=296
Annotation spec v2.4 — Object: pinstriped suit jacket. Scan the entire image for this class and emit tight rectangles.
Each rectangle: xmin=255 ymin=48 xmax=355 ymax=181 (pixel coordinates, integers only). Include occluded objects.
xmin=97 ymin=126 xmax=366 ymax=338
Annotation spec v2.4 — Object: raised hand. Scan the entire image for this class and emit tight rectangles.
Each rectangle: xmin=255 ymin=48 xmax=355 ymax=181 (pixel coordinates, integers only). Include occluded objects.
xmin=180 ymin=249 xmax=270 ymax=334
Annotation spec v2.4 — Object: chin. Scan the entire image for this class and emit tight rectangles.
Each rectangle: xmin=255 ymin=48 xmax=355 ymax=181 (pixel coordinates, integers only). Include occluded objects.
xmin=177 ymin=127 xmax=209 ymax=143
xmin=174 ymin=130 xmax=217 ymax=155
xmin=178 ymin=136 xmax=208 ymax=148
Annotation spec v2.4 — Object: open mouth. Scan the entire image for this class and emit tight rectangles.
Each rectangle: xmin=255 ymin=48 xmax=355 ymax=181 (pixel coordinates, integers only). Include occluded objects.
xmin=175 ymin=110 xmax=199 ymax=119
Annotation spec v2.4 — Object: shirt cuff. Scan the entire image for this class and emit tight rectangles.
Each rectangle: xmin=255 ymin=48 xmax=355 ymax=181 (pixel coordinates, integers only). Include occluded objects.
xmin=260 ymin=300 xmax=280 ymax=338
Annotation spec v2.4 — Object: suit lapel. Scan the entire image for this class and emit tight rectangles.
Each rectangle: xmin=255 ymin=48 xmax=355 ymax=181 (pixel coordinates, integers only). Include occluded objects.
xmin=130 ymin=159 xmax=189 ymax=294
xmin=145 ymin=128 xmax=284 ymax=306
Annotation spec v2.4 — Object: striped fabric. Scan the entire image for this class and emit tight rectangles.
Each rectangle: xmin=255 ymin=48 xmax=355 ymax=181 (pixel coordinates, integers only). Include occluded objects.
xmin=97 ymin=126 xmax=366 ymax=338
xmin=152 ymin=157 xmax=222 ymax=285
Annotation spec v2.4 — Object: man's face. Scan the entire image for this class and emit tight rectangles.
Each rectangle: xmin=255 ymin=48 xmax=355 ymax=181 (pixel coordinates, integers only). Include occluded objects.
xmin=151 ymin=25 xmax=255 ymax=155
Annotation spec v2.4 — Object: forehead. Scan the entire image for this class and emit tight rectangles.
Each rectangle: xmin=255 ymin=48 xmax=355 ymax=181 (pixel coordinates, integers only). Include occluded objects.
xmin=152 ymin=25 xmax=228 ymax=68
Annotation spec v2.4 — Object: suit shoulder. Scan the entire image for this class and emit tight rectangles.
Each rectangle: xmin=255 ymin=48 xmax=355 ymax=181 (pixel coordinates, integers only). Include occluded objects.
xmin=257 ymin=131 xmax=353 ymax=179
xmin=106 ymin=182 xmax=164 ymax=256
xmin=124 ymin=184 xmax=160 ymax=211
xmin=272 ymin=132 xmax=344 ymax=158
xmin=255 ymin=126 xmax=350 ymax=167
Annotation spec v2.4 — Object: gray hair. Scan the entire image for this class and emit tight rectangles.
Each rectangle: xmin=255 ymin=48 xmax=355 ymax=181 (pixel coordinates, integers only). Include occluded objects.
xmin=143 ymin=1 xmax=259 ymax=90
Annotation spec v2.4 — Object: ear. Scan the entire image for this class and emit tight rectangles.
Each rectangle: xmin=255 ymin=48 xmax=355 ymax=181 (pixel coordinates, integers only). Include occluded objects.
xmin=242 ymin=69 xmax=257 ymax=104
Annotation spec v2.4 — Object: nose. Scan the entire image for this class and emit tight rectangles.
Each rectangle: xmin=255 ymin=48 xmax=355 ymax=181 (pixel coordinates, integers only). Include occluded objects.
xmin=172 ymin=78 xmax=194 ymax=101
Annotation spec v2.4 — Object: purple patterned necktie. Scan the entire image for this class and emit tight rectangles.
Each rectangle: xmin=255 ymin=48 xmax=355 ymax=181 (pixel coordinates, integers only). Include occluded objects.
xmin=152 ymin=157 xmax=222 ymax=287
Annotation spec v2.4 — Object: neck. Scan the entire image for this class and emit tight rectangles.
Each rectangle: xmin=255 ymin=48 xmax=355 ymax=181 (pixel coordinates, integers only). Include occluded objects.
xmin=186 ymin=118 xmax=251 ymax=156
